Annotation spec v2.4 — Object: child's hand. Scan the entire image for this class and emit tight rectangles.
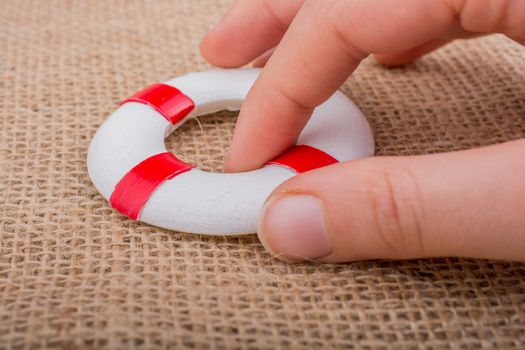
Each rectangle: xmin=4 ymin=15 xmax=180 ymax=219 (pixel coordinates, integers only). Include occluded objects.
xmin=200 ymin=0 xmax=525 ymax=262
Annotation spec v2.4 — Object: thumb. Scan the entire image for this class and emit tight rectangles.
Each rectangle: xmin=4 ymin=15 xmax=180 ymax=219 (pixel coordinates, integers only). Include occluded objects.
xmin=257 ymin=140 xmax=525 ymax=263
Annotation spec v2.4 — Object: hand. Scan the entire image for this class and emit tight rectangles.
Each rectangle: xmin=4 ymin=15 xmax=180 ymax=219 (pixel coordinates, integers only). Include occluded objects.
xmin=200 ymin=0 xmax=525 ymax=262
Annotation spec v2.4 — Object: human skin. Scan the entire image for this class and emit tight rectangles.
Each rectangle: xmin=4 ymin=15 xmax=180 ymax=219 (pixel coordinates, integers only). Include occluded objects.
xmin=200 ymin=0 xmax=525 ymax=262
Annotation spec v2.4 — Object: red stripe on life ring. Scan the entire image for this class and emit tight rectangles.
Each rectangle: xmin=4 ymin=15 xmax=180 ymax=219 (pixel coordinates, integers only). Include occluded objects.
xmin=267 ymin=145 xmax=339 ymax=173
xmin=121 ymin=83 xmax=195 ymax=125
xmin=110 ymin=152 xmax=194 ymax=220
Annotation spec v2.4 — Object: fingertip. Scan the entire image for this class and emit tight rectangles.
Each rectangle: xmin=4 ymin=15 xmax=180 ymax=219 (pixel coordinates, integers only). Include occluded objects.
xmin=222 ymin=153 xmax=239 ymax=173
xmin=200 ymin=0 xmax=301 ymax=68
xmin=199 ymin=30 xmax=223 ymax=66
xmin=256 ymin=203 xmax=294 ymax=262
xmin=200 ymin=29 xmax=245 ymax=68
xmin=257 ymin=192 xmax=333 ymax=262
xmin=223 ymin=149 xmax=266 ymax=173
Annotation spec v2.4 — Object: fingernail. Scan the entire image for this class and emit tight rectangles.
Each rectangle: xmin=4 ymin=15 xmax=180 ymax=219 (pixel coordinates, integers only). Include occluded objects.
xmin=258 ymin=195 xmax=332 ymax=260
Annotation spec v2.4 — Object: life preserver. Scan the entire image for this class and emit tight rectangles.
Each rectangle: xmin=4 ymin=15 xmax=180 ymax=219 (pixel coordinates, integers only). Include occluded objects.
xmin=87 ymin=69 xmax=374 ymax=235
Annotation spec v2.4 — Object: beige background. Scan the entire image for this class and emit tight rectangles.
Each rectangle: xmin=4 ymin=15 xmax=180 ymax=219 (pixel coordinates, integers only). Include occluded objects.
xmin=1 ymin=0 xmax=525 ymax=349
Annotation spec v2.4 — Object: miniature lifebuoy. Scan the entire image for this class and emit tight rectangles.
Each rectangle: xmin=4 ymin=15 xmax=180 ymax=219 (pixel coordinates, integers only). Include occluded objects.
xmin=87 ymin=69 xmax=374 ymax=235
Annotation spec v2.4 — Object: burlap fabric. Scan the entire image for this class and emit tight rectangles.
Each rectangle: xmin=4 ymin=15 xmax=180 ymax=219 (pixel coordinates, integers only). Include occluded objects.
xmin=1 ymin=0 xmax=524 ymax=349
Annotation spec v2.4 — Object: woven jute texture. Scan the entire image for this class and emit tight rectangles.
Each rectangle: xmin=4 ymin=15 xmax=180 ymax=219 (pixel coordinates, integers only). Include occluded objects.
xmin=1 ymin=0 xmax=525 ymax=349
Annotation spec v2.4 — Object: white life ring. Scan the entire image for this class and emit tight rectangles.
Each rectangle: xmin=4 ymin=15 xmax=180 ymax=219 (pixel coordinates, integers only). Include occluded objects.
xmin=87 ymin=69 xmax=374 ymax=235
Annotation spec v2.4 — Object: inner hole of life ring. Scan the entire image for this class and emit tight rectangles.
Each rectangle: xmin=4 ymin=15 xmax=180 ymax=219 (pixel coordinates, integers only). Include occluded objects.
xmin=164 ymin=110 xmax=238 ymax=173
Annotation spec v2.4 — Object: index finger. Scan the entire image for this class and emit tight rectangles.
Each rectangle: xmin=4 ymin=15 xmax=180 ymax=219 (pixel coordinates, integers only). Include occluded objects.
xmin=224 ymin=0 xmax=457 ymax=172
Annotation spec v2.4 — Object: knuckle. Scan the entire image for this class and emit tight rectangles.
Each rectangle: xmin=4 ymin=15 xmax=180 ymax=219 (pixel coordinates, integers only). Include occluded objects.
xmin=273 ymin=80 xmax=315 ymax=111
xmin=323 ymin=1 xmax=368 ymax=61
xmin=362 ymin=165 xmax=426 ymax=258
xmin=260 ymin=0 xmax=289 ymax=32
